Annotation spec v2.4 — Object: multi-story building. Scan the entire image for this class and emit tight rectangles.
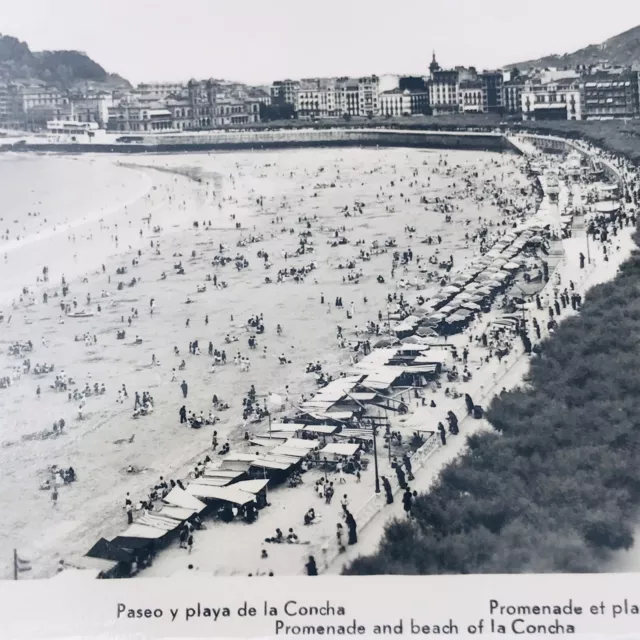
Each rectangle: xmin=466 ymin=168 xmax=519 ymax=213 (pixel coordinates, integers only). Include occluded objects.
xmin=521 ymin=78 xmax=582 ymax=121
xmin=68 ymin=91 xmax=113 ymax=127
xmin=293 ymin=76 xmax=380 ymax=118
xmin=504 ymin=77 xmax=525 ymax=115
xmin=134 ymin=82 xmax=187 ymax=100
xmin=212 ymin=97 xmax=260 ymax=126
xmin=458 ymin=81 xmax=484 ymax=113
xmin=379 ymin=88 xmax=429 ymax=116
xmin=579 ymin=71 xmax=639 ymax=119
xmin=167 ymin=98 xmax=195 ymax=130
xmin=107 ymin=100 xmax=173 ymax=131
xmin=0 ymin=84 xmax=23 ymax=128
xmin=428 ymin=54 xmax=460 ymax=115
xmin=271 ymin=79 xmax=300 ymax=106
xmin=18 ymin=85 xmax=69 ymax=112
xmin=357 ymin=76 xmax=379 ymax=116
xmin=479 ymin=71 xmax=504 ymax=113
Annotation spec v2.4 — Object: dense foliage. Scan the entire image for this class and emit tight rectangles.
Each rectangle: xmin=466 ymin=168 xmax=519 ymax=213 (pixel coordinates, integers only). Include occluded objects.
xmin=0 ymin=34 xmax=128 ymax=88
xmin=345 ymin=230 xmax=640 ymax=575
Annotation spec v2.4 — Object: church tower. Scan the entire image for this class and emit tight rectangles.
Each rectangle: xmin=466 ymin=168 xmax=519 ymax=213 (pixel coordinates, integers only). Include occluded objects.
xmin=429 ymin=51 xmax=440 ymax=77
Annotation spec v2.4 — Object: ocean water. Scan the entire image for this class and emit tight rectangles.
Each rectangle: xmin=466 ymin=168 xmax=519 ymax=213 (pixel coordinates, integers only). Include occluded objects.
xmin=0 ymin=154 xmax=153 ymax=304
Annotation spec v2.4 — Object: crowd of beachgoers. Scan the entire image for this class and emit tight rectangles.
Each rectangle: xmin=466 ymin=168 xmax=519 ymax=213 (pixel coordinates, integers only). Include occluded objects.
xmin=0 ymin=140 xmax=635 ymax=579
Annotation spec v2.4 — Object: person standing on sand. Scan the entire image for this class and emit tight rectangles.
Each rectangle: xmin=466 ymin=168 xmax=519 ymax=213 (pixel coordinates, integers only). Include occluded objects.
xmin=52 ymin=486 xmax=58 ymax=508
xmin=305 ymin=556 xmax=318 ymax=576
xmin=181 ymin=380 xmax=188 ymax=398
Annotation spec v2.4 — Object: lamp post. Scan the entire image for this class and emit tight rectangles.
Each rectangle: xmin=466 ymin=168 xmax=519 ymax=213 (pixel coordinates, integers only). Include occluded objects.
xmin=371 ymin=421 xmax=380 ymax=494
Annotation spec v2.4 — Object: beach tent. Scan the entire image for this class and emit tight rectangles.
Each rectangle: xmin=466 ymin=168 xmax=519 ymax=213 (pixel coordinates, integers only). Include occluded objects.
xmin=163 ymin=487 xmax=207 ymax=512
xmin=232 ymin=479 xmax=270 ymax=495
xmin=86 ymin=538 xmax=133 ymax=563
xmin=442 ymin=285 xmax=461 ymax=294
xmin=156 ymin=505 xmax=197 ymax=522
xmin=285 ymin=438 xmax=319 ymax=455
xmin=321 ymin=442 xmax=361 ymax=456
xmin=267 ymin=445 xmax=307 ymax=460
xmin=301 ymin=424 xmax=340 ymax=435
xmin=250 ymin=436 xmax=286 ymax=448
xmin=116 ymin=524 xmax=167 ymax=540
xmin=188 ymin=476 xmax=235 ymax=487
xmin=203 ymin=469 xmax=246 ymax=480
xmin=137 ymin=514 xmax=181 ymax=531
xmin=187 ymin=484 xmax=255 ymax=505
xmin=76 ymin=556 xmax=120 ymax=577
xmin=347 ymin=392 xmax=378 ymax=402
xmin=445 ymin=313 xmax=469 ymax=323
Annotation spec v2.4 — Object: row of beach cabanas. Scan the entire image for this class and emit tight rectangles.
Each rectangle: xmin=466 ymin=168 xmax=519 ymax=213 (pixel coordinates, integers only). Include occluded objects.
xmin=393 ymin=227 xmax=542 ymax=337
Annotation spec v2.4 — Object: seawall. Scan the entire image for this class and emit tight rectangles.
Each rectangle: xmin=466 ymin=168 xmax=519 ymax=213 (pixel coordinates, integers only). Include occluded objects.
xmin=1 ymin=127 xmax=514 ymax=154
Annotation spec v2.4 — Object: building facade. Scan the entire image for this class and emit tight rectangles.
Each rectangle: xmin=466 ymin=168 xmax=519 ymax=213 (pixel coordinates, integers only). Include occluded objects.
xmin=521 ymin=78 xmax=582 ymax=121
xmin=134 ymin=82 xmax=187 ymax=100
xmin=458 ymin=81 xmax=483 ymax=113
xmin=107 ymin=100 xmax=173 ymax=131
xmin=504 ymin=79 xmax=525 ymax=115
xmin=479 ymin=71 xmax=504 ymax=113
xmin=68 ymin=92 xmax=113 ymax=127
xmin=429 ymin=69 xmax=459 ymax=114
xmin=379 ymin=88 xmax=429 ymax=116
xmin=579 ymin=71 xmax=639 ymax=119
xmin=271 ymin=80 xmax=300 ymax=106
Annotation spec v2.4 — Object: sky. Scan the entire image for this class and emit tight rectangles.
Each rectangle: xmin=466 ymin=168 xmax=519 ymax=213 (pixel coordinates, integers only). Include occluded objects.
xmin=1 ymin=0 xmax=640 ymax=85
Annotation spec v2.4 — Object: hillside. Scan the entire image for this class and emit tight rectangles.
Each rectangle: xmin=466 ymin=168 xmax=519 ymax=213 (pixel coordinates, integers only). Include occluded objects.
xmin=508 ymin=24 xmax=640 ymax=71
xmin=0 ymin=34 xmax=130 ymax=89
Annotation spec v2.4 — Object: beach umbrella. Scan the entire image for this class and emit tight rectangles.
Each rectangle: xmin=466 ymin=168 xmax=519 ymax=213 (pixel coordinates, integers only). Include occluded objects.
xmin=460 ymin=302 xmax=481 ymax=311
xmin=445 ymin=313 xmax=467 ymax=323
xmin=486 ymin=280 xmax=502 ymax=288
xmin=503 ymin=261 xmax=520 ymax=271
xmin=476 ymin=287 xmax=492 ymax=295
xmin=374 ymin=337 xmax=400 ymax=348
xmin=442 ymin=285 xmax=461 ymax=294
xmin=417 ymin=325 xmax=438 ymax=336
xmin=411 ymin=306 xmax=430 ymax=317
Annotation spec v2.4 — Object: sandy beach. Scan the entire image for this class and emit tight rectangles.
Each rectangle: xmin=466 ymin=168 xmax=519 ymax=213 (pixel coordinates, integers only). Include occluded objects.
xmin=0 ymin=146 xmax=537 ymax=578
